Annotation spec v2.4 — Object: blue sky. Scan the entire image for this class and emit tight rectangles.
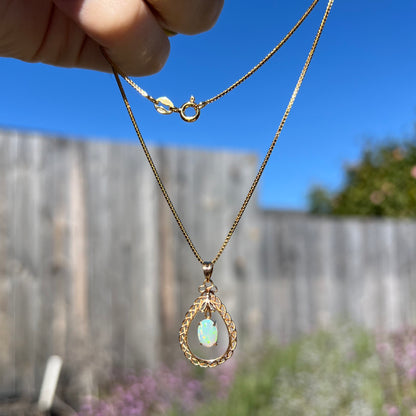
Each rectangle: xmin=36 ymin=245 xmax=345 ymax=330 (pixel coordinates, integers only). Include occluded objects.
xmin=1 ymin=0 xmax=415 ymax=210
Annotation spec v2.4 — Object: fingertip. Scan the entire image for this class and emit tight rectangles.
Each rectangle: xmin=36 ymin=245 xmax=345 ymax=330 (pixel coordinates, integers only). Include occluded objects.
xmin=147 ymin=0 xmax=224 ymax=35
xmin=185 ymin=0 xmax=224 ymax=34
xmin=104 ymin=34 xmax=170 ymax=76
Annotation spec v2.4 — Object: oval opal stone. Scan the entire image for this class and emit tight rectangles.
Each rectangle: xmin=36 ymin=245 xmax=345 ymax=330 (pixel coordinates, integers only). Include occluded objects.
xmin=198 ymin=319 xmax=218 ymax=348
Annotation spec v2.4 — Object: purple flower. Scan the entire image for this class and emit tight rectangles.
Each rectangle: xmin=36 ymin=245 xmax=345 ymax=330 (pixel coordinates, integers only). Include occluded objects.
xmin=386 ymin=405 xmax=400 ymax=416
xmin=408 ymin=366 xmax=416 ymax=381
xmin=78 ymin=360 xmax=236 ymax=416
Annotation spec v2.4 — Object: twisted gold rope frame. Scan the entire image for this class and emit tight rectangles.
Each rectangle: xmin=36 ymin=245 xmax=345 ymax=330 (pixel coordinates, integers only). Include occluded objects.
xmin=179 ymin=292 xmax=237 ymax=368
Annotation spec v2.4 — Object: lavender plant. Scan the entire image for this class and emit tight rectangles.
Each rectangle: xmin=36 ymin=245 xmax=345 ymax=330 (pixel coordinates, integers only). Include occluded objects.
xmin=377 ymin=328 xmax=416 ymax=415
xmin=78 ymin=326 xmax=416 ymax=416
xmin=78 ymin=361 xmax=235 ymax=416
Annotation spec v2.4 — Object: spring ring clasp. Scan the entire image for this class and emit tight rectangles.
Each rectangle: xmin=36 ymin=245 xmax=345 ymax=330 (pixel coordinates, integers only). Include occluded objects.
xmin=179 ymin=96 xmax=201 ymax=122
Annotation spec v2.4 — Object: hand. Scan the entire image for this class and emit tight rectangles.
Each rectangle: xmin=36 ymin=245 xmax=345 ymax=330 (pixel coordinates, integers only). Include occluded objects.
xmin=0 ymin=0 xmax=224 ymax=76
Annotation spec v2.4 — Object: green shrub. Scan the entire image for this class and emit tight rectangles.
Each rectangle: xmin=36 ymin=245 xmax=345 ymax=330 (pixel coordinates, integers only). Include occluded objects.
xmin=309 ymin=140 xmax=416 ymax=217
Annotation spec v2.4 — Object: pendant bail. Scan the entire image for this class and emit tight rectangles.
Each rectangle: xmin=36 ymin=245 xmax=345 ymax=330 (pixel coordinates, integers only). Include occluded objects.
xmin=199 ymin=262 xmax=217 ymax=294
xmin=202 ymin=261 xmax=214 ymax=280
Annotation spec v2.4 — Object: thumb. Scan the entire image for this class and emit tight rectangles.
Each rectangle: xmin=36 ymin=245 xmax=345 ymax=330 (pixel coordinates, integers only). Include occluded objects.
xmin=52 ymin=0 xmax=170 ymax=76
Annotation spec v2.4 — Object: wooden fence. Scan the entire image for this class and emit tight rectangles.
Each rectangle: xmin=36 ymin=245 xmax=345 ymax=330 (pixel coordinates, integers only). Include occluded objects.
xmin=0 ymin=129 xmax=415 ymax=398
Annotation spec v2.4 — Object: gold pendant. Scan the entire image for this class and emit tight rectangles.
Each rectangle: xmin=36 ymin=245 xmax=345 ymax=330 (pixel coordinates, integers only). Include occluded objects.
xmin=179 ymin=262 xmax=237 ymax=367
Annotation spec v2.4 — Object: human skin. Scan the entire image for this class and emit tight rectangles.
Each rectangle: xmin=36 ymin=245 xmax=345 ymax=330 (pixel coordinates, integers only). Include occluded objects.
xmin=0 ymin=0 xmax=224 ymax=76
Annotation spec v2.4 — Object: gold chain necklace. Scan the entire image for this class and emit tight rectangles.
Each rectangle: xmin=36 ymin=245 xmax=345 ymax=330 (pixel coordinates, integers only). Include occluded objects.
xmin=105 ymin=0 xmax=322 ymax=122
xmin=104 ymin=0 xmax=334 ymax=367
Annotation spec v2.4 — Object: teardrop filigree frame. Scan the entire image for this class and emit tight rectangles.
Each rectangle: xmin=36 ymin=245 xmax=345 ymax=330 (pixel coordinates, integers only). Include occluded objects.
xmin=179 ymin=292 xmax=237 ymax=367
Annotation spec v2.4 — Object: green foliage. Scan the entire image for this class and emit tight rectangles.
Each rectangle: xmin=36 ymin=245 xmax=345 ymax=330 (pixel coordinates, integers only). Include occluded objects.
xmin=191 ymin=326 xmax=385 ymax=416
xmin=308 ymin=140 xmax=416 ymax=217
xmin=188 ymin=326 xmax=416 ymax=416
xmin=309 ymin=186 xmax=333 ymax=215
xmin=192 ymin=341 xmax=301 ymax=416
xmin=271 ymin=327 xmax=384 ymax=416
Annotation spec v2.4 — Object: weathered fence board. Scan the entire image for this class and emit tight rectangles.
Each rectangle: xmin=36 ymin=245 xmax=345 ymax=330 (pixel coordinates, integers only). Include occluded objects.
xmin=1 ymin=129 xmax=416 ymax=398
xmin=261 ymin=211 xmax=416 ymax=341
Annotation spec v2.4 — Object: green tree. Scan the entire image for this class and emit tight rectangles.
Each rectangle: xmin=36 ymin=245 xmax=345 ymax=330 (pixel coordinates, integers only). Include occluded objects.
xmin=308 ymin=140 xmax=416 ymax=217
